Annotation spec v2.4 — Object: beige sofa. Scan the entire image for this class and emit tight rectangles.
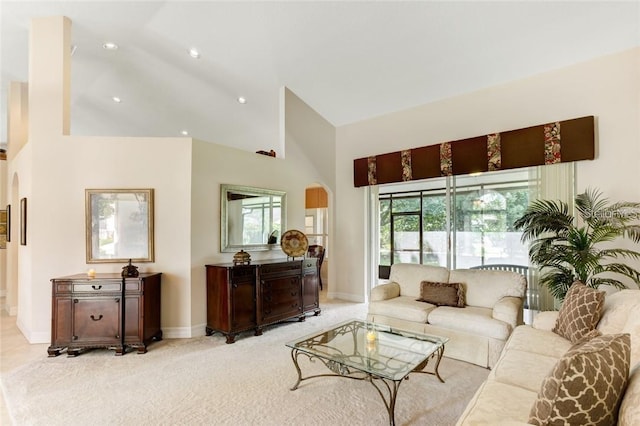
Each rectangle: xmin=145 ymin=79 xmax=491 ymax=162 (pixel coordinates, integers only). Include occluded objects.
xmin=367 ymin=263 xmax=527 ymax=368
xmin=457 ymin=289 xmax=640 ymax=425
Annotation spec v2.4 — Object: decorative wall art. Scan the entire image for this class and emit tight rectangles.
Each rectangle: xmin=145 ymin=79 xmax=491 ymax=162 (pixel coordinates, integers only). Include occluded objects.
xmin=85 ymin=189 xmax=154 ymax=263
xmin=0 ymin=209 xmax=6 ymax=249
xmin=20 ymin=198 xmax=27 ymax=246
xmin=5 ymin=205 xmax=10 ymax=243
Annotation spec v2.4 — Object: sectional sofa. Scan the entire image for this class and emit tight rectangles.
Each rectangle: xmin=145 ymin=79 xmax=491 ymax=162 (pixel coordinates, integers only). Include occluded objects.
xmin=367 ymin=263 xmax=527 ymax=368
xmin=457 ymin=287 xmax=640 ymax=425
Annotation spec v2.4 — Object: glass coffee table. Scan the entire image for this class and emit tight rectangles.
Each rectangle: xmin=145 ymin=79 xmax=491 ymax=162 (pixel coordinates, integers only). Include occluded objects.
xmin=286 ymin=319 xmax=448 ymax=426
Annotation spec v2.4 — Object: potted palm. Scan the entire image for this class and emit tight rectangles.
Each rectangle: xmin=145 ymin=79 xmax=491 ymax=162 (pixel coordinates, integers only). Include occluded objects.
xmin=514 ymin=189 xmax=640 ymax=301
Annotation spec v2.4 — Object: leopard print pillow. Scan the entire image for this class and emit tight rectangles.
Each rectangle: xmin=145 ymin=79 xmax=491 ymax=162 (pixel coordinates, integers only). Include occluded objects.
xmin=553 ymin=281 xmax=604 ymax=343
xmin=529 ymin=333 xmax=631 ymax=426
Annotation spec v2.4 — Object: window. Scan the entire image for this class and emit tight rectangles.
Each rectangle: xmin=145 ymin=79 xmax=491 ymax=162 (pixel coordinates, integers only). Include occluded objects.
xmin=378 ymin=169 xmax=531 ymax=274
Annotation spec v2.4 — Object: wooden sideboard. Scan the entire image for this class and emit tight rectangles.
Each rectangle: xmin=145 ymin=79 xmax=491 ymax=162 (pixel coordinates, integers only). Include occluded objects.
xmin=205 ymin=258 xmax=320 ymax=343
xmin=48 ymin=273 xmax=162 ymax=357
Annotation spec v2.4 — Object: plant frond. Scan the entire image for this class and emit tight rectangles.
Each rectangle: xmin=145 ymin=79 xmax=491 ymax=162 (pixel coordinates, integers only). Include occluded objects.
xmin=514 ymin=199 xmax=573 ymax=242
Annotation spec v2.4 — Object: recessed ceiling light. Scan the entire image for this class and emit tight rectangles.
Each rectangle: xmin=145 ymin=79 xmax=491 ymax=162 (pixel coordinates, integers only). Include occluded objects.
xmin=103 ymin=42 xmax=118 ymax=50
xmin=112 ymin=96 xmax=121 ymax=103
xmin=181 ymin=130 xmax=189 ymax=136
xmin=237 ymin=97 xmax=247 ymax=104
xmin=188 ymin=48 xmax=200 ymax=59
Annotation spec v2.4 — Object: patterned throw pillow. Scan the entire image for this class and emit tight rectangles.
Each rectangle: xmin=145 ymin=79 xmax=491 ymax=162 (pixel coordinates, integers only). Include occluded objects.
xmin=553 ymin=281 xmax=604 ymax=343
xmin=529 ymin=333 xmax=631 ymax=426
xmin=416 ymin=281 xmax=465 ymax=308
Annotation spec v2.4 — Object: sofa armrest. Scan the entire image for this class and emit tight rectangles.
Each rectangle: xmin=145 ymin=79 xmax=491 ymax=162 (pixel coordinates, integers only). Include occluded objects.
xmin=492 ymin=296 xmax=523 ymax=329
xmin=532 ymin=311 xmax=559 ymax=331
xmin=370 ymin=282 xmax=401 ymax=301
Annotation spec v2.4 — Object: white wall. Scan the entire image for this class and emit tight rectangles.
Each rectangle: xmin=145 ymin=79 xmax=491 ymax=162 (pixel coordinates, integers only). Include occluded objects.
xmin=334 ymin=47 xmax=640 ymax=301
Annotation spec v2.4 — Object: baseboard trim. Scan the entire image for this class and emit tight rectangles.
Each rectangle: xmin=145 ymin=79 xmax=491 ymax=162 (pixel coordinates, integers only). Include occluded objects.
xmin=15 ymin=318 xmax=50 ymax=344
xmin=162 ymin=323 xmax=207 ymax=339
xmin=326 ymin=292 xmax=365 ymax=303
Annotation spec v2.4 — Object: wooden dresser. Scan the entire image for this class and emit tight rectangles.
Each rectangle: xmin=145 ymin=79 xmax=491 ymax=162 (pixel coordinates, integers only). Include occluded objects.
xmin=205 ymin=258 xmax=320 ymax=343
xmin=48 ymin=272 xmax=162 ymax=357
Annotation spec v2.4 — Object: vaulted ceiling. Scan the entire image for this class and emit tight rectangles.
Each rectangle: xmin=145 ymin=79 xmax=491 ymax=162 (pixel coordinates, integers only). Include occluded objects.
xmin=1 ymin=1 xmax=638 ymax=153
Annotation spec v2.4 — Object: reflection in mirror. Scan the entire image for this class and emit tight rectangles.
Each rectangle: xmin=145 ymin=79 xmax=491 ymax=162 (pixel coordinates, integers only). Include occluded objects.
xmin=221 ymin=184 xmax=286 ymax=252
xmin=86 ymin=189 xmax=154 ymax=263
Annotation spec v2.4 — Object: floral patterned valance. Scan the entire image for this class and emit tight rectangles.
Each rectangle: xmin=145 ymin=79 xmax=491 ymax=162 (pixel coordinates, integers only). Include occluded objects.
xmin=353 ymin=116 xmax=595 ymax=187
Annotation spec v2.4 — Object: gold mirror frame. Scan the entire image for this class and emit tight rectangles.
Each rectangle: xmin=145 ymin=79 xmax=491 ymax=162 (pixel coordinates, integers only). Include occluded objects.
xmin=85 ymin=189 xmax=154 ymax=263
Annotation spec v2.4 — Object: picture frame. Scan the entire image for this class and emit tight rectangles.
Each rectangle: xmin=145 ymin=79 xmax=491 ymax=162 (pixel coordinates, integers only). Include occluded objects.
xmin=85 ymin=189 xmax=154 ymax=263
xmin=5 ymin=204 xmax=10 ymax=242
xmin=20 ymin=198 xmax=27 ymax=246
xmin=0 ymin=208 xmax=6 ymax=249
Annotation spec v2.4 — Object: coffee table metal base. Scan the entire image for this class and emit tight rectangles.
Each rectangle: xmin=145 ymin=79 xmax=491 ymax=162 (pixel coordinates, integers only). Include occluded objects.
xmin=289 ymin=345 xmax=446 ymax=426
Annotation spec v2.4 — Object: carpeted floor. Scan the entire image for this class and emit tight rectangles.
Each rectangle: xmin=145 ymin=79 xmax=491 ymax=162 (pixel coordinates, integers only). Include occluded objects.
xmin=1 ymin=299 xmax=489 ymax=426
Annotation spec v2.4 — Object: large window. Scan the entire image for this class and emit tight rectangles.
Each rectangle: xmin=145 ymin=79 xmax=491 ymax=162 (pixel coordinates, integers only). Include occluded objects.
xmin=379 ymin=169 xmax=531 ymax=274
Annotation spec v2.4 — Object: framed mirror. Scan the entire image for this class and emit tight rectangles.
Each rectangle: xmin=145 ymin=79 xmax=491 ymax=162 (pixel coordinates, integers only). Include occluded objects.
xmin=221 ymin=184 xmax=286 ymax=253
xmin=86 ymin=189 xmax=154 ymax=263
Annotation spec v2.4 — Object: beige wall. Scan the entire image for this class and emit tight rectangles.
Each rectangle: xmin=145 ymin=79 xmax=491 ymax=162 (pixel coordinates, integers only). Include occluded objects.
xmin=5 ymin=16 xmax=335 ymax=342
xmin=333 ymin=47 xmax=640 ymax=301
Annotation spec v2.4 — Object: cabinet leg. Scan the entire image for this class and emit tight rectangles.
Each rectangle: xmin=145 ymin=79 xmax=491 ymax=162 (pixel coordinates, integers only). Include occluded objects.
xmin=114 ymin=346 xmax=125 ymax=356
xmin=298 ymin=315 xmax=306 ymax=322
xmin=314 ymin=309 xmax=321 ymax=316
xmin=225 ymin=334 xmax=237 ymax=344
xmin=206 ymin=327 xmax=214 ymax=336
xmin=255 ymin=328 xmax=263 ymax=336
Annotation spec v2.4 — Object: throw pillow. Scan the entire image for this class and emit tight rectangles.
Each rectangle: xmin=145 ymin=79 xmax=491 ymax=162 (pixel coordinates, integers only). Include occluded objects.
xmin=416 ymin=281 xmax=465 ymax=308
xmin=529 ymin=333 xmax=631 ymax=426
xmin=553 ymin=281 xmax=604 ymax=343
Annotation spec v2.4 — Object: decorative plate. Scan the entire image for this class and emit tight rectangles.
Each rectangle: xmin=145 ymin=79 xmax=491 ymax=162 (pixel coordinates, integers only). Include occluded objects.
xmin=280 ymin=229 xmax=309 ymax=258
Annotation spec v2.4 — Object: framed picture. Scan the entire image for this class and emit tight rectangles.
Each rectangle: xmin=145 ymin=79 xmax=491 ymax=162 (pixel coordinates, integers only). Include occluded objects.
xmin=20 ymin=198 xmax=27 ymax=246
xmin=85 ymin=189 xmax=154 ymax=263
xmin=0 ymin=209 xmax=6 ymax=249
xmin=5 ymin=204 xmax=10 ymax=242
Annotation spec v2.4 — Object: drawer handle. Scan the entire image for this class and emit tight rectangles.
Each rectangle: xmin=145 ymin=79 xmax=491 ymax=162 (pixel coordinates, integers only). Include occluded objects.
xmin=92 ymin=285 xmax=102 ymax=290
xmin=90 ymin=314 xmax=103 ymax=321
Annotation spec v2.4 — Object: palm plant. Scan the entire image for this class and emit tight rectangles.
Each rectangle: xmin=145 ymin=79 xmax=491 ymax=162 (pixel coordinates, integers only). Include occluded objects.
xmin=514 ymin=188 xmax=640 ymax=301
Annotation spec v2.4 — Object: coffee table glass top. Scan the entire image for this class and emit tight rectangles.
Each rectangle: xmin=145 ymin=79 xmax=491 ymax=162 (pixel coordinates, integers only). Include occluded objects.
xmin=286 ymin=319 xmax=448 ymax=381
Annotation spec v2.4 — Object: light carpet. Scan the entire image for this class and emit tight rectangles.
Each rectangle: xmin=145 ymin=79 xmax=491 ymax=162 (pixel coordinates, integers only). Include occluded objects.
xmin=1 ymin=299 xmax=489 ymax=426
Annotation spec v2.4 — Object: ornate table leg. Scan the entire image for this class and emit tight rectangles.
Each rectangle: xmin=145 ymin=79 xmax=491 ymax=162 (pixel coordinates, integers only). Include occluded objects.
xmin=367 ymin=376 xmax=402 ymax=426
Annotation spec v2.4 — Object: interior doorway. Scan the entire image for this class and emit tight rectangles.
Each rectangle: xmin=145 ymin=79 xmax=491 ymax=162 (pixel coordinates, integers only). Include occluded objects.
xmin=305 ymin=185 xmax=328 ymax=292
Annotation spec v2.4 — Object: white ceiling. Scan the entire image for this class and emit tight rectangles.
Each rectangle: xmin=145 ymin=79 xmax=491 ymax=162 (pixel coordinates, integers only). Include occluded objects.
xmin=1 ymin=1 xmax=639 ymax=153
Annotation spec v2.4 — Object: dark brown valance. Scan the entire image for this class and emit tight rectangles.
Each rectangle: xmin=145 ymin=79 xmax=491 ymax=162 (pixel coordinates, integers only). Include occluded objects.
xmin=353 ymin=116 xmax=595 ymax=187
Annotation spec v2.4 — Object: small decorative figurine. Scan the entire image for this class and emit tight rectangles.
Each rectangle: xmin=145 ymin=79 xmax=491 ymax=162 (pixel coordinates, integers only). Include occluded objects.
xmin=122 ymin=259 xmax=139 ymax=277
xmin=233 ymin=250 xmax=251 ymax=265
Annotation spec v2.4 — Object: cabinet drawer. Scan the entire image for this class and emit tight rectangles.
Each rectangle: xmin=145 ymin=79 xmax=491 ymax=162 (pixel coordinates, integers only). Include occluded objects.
xmin=230 ymin=266 xmax=256 ymax=283
xmin=302 ymin=259 xmax=317 ymax=271
xmin=260 ymin=262 xmax=301 ymax=277
xmin=73 ymin=282 xmax=122 ymax=293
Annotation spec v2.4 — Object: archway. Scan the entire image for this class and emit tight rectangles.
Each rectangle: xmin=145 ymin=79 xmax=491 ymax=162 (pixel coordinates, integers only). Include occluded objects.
xmin=305 ymin=184 xmax=329 ymax=293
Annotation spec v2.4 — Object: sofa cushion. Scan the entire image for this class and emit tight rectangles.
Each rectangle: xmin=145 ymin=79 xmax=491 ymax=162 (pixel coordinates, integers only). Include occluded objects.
xmin=449 ymin=269 xmax=526 ymax=309
xmin=388 ymin=263 xmax=450 ymax=299
xmin=428 ymin=306 xmax=511 ymax=340
xmin=553 ymin=281 xmax=604 ymax=343
xmin=619 ymin=363 xmax=640 ymax=426
xmin=368 ymin=296 xmax=436 ymax=323
xmin=528 ymin=333 xmax=631 ymax=426
xmin=597 ymin=289 xmax=640 ymax=368
xmin=456 ymin=380 xmax=539 ymax=425
xmin=504 ymin=326 xmax=573 ymax=359
xmin=417 ymin=281 xmax=465 ymax=307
